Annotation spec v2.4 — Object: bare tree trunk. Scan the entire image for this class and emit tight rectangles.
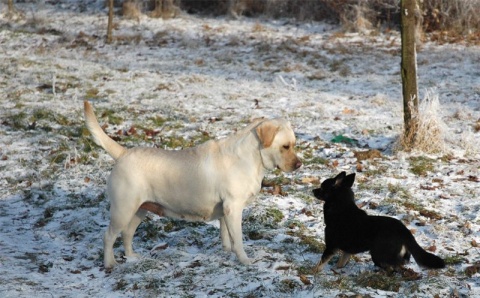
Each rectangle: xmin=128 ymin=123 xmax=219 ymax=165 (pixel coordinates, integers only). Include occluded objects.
xmin=401 ymin=0 xmax=419 ymax=148
xmin=106 ymin=0 xmax=114 ymax=44
xmin=8 ymin=0 xmax=16 ymax=14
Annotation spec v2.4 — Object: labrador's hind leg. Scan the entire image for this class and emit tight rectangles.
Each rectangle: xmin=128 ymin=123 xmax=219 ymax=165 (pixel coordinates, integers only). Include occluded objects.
xmin=104 ymin=202 xmax=141 ymax=268
xmin=122 ymin=209 xmax=148 ymax=259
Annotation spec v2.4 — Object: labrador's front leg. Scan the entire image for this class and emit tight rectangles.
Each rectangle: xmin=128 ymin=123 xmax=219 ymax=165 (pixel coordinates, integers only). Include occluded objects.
xmin=222 ymin=203 xmax=251 ymax=265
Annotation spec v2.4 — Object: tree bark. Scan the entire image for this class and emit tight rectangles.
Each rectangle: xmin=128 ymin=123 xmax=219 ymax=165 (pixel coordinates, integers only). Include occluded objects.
xmin=8 ymin=0 xmax=15 ymax=14
xmin=106 ymin=0 xmax=114 ymax=44
xmin=401 ymin=0 xmax=419 ymax=147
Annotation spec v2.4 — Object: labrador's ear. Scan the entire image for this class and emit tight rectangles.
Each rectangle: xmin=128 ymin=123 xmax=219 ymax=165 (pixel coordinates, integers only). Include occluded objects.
xmin=256 ymin=121 xmax=279 ymax=148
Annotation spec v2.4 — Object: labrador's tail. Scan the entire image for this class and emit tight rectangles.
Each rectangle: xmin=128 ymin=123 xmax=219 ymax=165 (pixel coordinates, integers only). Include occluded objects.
xmin=84 ymin=101 xmax=127 ymax=160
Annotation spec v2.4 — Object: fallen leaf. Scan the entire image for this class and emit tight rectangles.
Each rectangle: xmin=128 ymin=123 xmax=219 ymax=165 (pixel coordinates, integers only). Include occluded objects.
xmin=301 ymin=208 xmax=313 ymax=217
xmin=272 ymin=185 xmax=285 ymax=196
xmin=401 ymin=267 xmax=421 ymax=281
xmin=300 ymin=176 xmax=320 ymax=185
xmin=187 ymin=260 xmax=201 ymax=268
xmin=151 ymin=243 xmax=168 ymax=251
xmin=420 ymin=185 xmax=437 ymax=190
xmin=275 ymin=265 xmax=290 ymax=271
xmin=357 ymin=201 xmax=368 ymax=208
xmin=468 ymin=175 xmax=479 ymax=182
xmin=465 ymin=263 xmax=480 ymax=277
xmin=356 ymin=163 xmax=363 ymax=172
xmin=144 ymin=129 xmax=160 ymax=138
xmin=472 ymin=239 xmax=478 ymax=247
xmin=208 ymin=117 xmax=223 ymax=123
xmin=353 ymin=149 xmax=382 ymax=161
xmin=127 ymin=126 xmax=137 ymax=136
xmin=419 ymin=209 xmax=443 ymax=220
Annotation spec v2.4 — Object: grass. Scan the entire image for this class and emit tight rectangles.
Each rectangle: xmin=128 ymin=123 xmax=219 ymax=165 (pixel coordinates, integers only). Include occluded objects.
xmin=361 ymin=163 xmax=389 ymax=178
xmin=354 ymin=271 xmax=402 ymax=292
xmin=99 ymin=109 xmax=124 ymax=125
xmin=315 ymin=274 xmax=355 ymax=292
xmin=443 ymin=254 xmax=465 ymax=266
xmin=301 ymin=148 xmax=329 ymax=167
xmin=3 ymin=108 xmax=76 ymax=133
xmin=298 ymin=234 xmax=325 ymax=254
xmin=409 ymin=156 xmax=435 ymax=176
xmin=387 ymin=183 xmax=413 ymax=201
xmin=148 ymin=115 xmax=168 ymax=127
xmin=3 ymin=111 xmax=28 ymax=130
xmin=246 ymin=207 xmax=284 ymax=230
xmin=1 ymin=104 xmax=209 ymax=170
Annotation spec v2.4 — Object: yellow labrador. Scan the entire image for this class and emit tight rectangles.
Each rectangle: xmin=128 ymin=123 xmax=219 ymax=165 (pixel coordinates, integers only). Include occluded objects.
xmin=84 ymin=101 xmax=302 ymax=268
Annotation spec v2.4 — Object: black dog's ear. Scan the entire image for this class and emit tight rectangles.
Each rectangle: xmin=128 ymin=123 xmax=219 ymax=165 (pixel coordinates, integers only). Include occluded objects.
xmin=334 ymin=172 xmax=347 ymax=187
xmin=343 ymin=173 xmax=356 ymax=188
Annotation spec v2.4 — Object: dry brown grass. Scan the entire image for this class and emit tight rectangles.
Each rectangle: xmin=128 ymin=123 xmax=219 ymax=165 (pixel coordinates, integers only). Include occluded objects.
xmin=421 ymin=0 xmax=480 ymax=33
xmin=474 ymin=120 xmax=480 ymax=133
xmin=150 ymin=0 xmax=180 ymax=19
xmin=398 ymin=91 xmax=446 ymax=154
xmin=339 ymin=3 xmax=375 ymax=33
xmin=180 ymin=0 xmax=478 ymax=42
xmin=122 ymin=0 xmax=142 ymax=20
xmin=119 ymin=0 xmax=479 ymax=41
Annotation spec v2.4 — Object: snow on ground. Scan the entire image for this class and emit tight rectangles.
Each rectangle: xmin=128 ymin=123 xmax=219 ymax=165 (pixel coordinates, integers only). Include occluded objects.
xmin=1 ymin=1 xmax=479 ymax=297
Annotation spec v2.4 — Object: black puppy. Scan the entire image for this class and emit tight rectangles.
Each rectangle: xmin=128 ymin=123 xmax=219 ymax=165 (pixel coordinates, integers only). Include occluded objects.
xmin=312 ymin=172 xmax=445 ymax=272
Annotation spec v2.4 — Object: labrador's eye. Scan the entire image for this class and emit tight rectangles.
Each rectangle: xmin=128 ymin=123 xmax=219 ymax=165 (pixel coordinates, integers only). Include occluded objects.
xmin=283 ymin=145 xmax=290 ymax=150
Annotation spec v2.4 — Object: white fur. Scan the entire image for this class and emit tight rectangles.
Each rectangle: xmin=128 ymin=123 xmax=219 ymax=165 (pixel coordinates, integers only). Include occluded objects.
xmin=84 ymin=101 xmax=301 ymax=268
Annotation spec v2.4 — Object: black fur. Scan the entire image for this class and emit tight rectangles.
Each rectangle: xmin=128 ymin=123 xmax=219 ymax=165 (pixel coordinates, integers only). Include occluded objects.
xmin=313 ymin=172 xmax=445 ymax=271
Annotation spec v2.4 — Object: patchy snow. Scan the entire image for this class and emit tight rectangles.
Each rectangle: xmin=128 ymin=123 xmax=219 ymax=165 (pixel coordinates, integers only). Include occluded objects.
xmin=1 ymin=1 xmax=479 ymax=297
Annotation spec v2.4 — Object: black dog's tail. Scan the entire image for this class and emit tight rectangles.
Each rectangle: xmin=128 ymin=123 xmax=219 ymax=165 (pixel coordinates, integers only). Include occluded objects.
xmin=406 ymin=234 xmax=445 ymax=269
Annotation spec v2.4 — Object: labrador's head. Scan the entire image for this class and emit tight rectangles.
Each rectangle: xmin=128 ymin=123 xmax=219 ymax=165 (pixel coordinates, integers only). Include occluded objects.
xmin=256 ymin=119 xmax=302 ymax=172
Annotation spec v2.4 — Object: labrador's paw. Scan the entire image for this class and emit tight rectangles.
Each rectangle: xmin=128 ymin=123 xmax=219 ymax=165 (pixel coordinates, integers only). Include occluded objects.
xmin=239 ymin=256 xmax=252 ymax=265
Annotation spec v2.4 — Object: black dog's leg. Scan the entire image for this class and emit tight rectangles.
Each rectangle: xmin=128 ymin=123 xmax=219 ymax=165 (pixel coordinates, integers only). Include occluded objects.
xmin=336 ymin=252 xmax=351 ymax=268
xmin=314 ymin=247 xmax=337 ymax=273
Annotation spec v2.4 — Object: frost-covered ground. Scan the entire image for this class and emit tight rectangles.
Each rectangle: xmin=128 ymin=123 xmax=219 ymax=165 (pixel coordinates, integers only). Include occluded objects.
xmin=1 ymin=1 xmax=479 ymax=297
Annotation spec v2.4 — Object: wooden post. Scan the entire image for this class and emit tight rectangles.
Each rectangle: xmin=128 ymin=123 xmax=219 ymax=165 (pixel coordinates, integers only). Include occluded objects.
xmin=400 ymin=0 xmax=419 ymax=147
xmin=106 ymin=0 xmax=114 ymax=44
